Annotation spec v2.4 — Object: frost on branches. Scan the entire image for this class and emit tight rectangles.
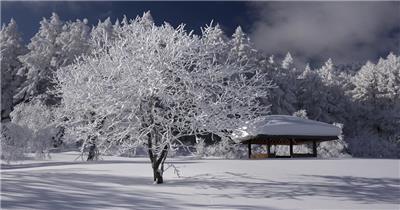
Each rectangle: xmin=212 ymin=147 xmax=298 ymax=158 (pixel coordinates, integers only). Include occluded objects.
xmin=10 ymin=100 xmax=59 ymax=159
xmin=1 ymin=100 xmax=60 ymax=162
xmin=56 ymin=12 xmax=272 ymax=183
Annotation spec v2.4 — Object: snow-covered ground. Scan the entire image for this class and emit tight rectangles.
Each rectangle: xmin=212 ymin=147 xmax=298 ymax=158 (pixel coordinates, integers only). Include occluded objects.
xmin=1 ymin=152 xmax=399 ymax=210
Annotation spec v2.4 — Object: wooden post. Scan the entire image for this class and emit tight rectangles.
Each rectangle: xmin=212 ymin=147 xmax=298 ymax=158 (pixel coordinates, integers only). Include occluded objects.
xmin=289 ymin=139 xmax=293 ymax=158
xmin=248 ymin=141 xmax=252 ymax=159
xmin=313 ymin=140 xmax=317 ymax=157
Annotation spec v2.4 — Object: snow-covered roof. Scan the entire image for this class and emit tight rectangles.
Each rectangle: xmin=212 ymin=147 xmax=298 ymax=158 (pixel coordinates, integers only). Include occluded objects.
xmin=233 ymin=115 xmax=341 ymax=141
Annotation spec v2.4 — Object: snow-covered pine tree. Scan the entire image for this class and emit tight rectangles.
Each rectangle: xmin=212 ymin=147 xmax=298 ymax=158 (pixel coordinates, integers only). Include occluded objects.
xmin=281 ymin=52 xmax=293 ymax=70
xmin=56 ymin=13 xmax=272 ymax=184
xmin=353 ymin=54 xmax=400 ymax=135
xmin=265 ymin=52 xmax=298 ymax=115
xmin=14 ymin=13 xmax=63 ymax=105
xmin=380 ymin=53 xmax=400 ymax=139
xmin=15 ymin=13 xmax=91 ymax=106
xmin=315 ymin=59 xmax=349 ymax=123
xmin=230 ymin=26 xmax=256 ymax=63
xmin=295 ymin=64 xmax=325 ymax=119
xmin=317 ymin=58 xmax=336 ymax=85
xmin=56 ymin=18 xmax=91 ymax=66
xmin=90 ymin=17 xmax=117 ymax=48
xmin=349 ymin=53 xmax=400 ymax=157
xmin=376 ymin=53 xmax=400 ymax=103
xmin=0 ymin=19 xmax=26 ymax=121
xmin=352 ymin=60 xmax=384 ymax=135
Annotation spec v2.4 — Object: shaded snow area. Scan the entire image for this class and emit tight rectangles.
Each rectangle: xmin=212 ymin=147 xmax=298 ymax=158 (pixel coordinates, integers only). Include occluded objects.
xmin=1 ymin=152 xmax=399 ymax=210
xmin=233 ymin=115 xmax=341 ymax=140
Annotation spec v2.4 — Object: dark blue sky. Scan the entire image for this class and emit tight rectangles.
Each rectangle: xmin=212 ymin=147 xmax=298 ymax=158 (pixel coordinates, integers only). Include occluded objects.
xmin=2 ymin=1 xmax=399 ymax=66
xmin=1 ymin=1 xmax=255 ymax=43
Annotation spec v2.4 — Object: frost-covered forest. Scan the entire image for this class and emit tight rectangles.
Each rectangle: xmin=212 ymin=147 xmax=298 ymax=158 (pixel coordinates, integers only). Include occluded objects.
xmin=1 ymin=11 xmax=399 ymax=169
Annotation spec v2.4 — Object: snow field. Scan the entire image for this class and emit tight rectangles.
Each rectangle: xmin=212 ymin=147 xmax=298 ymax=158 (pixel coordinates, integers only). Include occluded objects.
xmin=1 ymin=152 xmax=399 ymax=210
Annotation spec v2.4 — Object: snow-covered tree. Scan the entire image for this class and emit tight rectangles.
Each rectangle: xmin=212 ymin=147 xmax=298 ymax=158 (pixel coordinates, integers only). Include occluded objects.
xmin=264 ymin=52 xmax=298 ymax=115
xmin=230 ymin=26 xmax=256 ymax=63
xmin=56 ymin=18 xmax=91 ymax=66
xmin=317 ymin=58 xmax=336 ymax=85
xmin=14 ymin=13 xmax=63 ymax=105
xmin=281 ymin=52 xmax=293 ymax=70
xmin=1 ymin=122 xmax=32 ymax=162
xmin=56 ymin=13 xmax=272 ymax=183
xmin=316 ymin=59 xmax=349 ymax=123
xmin=201 ymin=22 xmax=229 ymax=64
xmin=342 ymin=53 xmax=400 ymax=157
xmin=378 ymin=53 xmax=400 ymax=100
xmin=15 ymin=13 xmax=90 ymax=105
xmin=10 ymin=100 xmax=58 ymax=159
xmin=317 ymin=123 xmax=349 ymax=158
xmin=294 ymin=59 xmax=349 ymax=124
xmin=295 ymin=64 xmax=326 ymax=119
xmin=292 ymin=109 xmax=308 ymax=119
xmin=352 ymin=54 xmax=400 ymax=136
xmin=352 ymin=61 xmax=379 ymax=103
xmin=90 ymin=17 xmax=117 ymax=48
xmin=268 ymin=55 xmax=274 ymax=64
xmin=1 ymin=19 xmax=26 ymax=121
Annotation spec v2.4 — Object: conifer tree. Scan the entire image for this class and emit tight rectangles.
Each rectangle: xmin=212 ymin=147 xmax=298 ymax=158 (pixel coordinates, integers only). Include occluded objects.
xmin=15 ymin=13 xmax=90 ymax=105
xmin=0 ymin=19 xmax=26 ymax=121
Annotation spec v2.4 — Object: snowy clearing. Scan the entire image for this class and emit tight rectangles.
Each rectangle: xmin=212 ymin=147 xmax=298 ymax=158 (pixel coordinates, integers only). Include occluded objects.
xmin=1 ymin=152 xmax=399 ymax=210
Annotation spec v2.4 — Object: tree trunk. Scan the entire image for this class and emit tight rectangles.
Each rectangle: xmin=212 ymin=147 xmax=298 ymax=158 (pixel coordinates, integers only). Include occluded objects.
xmin=148 ymin=134 xmax=169 ymax=184
xmin=145 ymin=99 xmax=169 ymax=184
xmin=153 ymin=167 xmax=164 ymax=184
xmin=151 ymin=144 xmax=168 ymax=184
xmin=87 ymin=143 xmax=97 ymax=161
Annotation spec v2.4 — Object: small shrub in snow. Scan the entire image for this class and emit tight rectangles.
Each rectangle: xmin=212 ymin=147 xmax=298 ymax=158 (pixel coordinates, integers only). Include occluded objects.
xmin=318 ymin=123 xmax=350 ymax=158
xmin=194 ymin=137 xmax=206 ymax=158
xmin=10 ymin=100 xmax=57 ymax=159
xmin=292 ymin=109 xmax=308 ymax=119
xmin=200 ymin=140 xmax=247 ymax=159
xmin=1 ymin=122 xmax=32 ymax=162
xmin=318 ymin=139 xmax=350 ymax=158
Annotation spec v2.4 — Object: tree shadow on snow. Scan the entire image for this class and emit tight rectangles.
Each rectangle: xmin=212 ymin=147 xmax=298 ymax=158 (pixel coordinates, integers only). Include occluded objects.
xmin=1 ymin=170 xmax=181 ymax=210
xmin=168 ymin=172 xmax=400 ymax=204
xmin=1 ymin=168 xmax=285 ymax=210
xmin=2 ymin=167 xmax=399 ymax=209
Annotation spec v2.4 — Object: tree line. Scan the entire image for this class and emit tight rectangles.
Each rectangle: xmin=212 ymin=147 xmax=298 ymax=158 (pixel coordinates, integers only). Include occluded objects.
xmin=1 ymin=12 xmax=399 ymax=170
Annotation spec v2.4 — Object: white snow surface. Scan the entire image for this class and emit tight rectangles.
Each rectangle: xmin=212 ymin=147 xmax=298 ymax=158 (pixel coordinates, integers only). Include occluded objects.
xmin=233 ymin=115 xmax=342 ymax=140
xmin=1 ymin=152 xmax=399 ymax=210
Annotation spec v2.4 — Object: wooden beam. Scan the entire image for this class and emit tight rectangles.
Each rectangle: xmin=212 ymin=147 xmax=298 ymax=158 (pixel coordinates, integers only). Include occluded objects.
xmin=289 ymin=139 xmax=293 ymax=158
xmin=313 ymin=140 xmax=317 ymax=157
xmin=248 ymin=141 xmax=252 ymax=159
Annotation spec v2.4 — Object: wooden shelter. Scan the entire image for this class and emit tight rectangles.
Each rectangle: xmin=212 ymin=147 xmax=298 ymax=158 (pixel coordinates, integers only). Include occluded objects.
xmin=242 ymin=134 xmax=338 ymax=158
xmin=233 ymin=115 xmax=341 ymax=159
